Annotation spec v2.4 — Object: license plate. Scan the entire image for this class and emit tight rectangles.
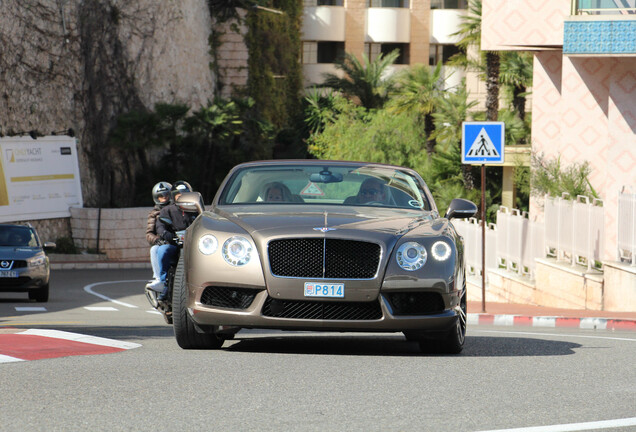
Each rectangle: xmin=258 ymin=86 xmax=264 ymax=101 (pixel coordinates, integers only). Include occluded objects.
xmin=304 ymin=282 xmax=344 ymax=298
xmin=0 ymin=271 xmax=18 ymax=278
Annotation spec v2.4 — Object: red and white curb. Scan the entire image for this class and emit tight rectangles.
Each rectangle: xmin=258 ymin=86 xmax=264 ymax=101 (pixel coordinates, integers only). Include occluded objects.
xmin=467 ymin=313 xmax=636 ymax=331
xmin=0 ymin=329 xmax=141 ymax=363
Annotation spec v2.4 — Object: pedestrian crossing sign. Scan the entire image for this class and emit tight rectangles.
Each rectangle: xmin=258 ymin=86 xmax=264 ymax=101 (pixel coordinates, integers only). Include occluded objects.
xmin=461 ymin=121 xmax=505 ymax=164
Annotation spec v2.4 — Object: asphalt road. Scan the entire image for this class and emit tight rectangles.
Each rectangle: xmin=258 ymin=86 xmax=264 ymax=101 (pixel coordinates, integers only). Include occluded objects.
xmin=0 ymin=269 xmax=635 ymax=432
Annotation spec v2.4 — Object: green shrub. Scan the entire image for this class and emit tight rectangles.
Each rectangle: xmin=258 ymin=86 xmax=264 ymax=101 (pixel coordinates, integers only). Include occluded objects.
xmin=54 ymin=237 xmax=78 ymax=254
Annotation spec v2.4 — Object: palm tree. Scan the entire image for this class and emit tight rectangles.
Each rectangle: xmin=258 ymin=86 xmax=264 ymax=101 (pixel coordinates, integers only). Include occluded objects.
xmin=319 ymin=50 xmax=400 ymax=110
xmin=499 ymin=51 xmax=533 ymax=121
xmin=449 ymin=0 xmax=500 ymax=121
xmin=431 ymin=81 xmax=479 ymax=189
xmin=388 ymin=63 xmax=445 ymax=154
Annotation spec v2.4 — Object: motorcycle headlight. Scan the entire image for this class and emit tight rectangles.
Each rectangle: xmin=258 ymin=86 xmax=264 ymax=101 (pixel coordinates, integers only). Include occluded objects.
xmin=396 ymin=242 xmax=427 ymax=271
xmin=431 ymin=241 xmax=452 ymax=261
xmin=28 ymin=254 xmax=46 ymax=267
xmin=222 ymin=236 xmax=253 ymax=266
xmin=198 ymin=234 xmax=218 ymax=255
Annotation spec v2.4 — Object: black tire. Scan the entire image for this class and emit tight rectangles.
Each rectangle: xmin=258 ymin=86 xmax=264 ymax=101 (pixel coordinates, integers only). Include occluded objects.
xmin=172 ymin=255 xmax=223 ymax=349
xmin=419 ymin=292 xmax=467 ymax=355
xmin=29 ymin=284 xmax=49 ymax=302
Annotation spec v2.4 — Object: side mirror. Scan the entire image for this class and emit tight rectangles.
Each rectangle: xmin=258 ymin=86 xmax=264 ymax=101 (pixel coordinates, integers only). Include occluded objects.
xmin=43 ymin=242 xmax=56 ymax=250
xmin=177 ymin=192 xmax=204 ymax=215
xmin=444 ymin=198 xmax=478 ymax=220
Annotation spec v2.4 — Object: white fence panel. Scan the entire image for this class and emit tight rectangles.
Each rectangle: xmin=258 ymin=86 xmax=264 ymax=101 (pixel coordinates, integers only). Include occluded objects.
xmin=557 ymin=196 xmax=574 ymax=262
xmin=617 ymin=188 xmax=636 ymax=265
xmin=453 ymin=218 xmax=498 ymax=276
xmin=544 ymin=196 xmax=558 ymax=256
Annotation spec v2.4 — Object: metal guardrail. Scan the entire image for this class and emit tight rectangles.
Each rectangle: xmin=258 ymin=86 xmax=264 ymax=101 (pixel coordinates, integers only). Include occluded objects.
xmin=572 ymin=0 xmax=636 ymax=15
xmin=618 ymin=187 xmax=636 ymax=266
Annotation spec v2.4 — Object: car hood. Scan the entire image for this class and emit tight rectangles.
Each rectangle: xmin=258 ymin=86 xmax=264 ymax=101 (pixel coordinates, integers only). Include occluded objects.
xmin=0 ymin=246 xmax=41 ymax=259
xmin=214 ymin=205 xmax=438 ymax=243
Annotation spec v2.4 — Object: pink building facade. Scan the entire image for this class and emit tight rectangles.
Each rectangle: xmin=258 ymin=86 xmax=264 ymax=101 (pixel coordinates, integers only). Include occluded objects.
xmin=482 ymin=0 xmax=636 ymax=262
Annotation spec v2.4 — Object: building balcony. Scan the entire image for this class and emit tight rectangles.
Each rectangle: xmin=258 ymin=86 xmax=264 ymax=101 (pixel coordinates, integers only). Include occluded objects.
xmin=302 ymin=63 xmax=341 ymax=88
xmin=564 ymin=0 xmax=636 ymax=55
xmin=302 ymin=6 xmax=346 ymax=41
xmin=366 ymin=7 xmax=411 ymax=42
xmin=430 ymin=9 xmax=465 ymax=44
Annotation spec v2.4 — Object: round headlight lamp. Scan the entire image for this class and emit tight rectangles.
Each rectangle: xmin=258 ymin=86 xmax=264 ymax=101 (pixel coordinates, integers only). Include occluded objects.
xmin=222 ymin=236 xmax=253 ymax=266
xmin=396 ymin=242 xmax=427 ymax=271
xmin=431 ymin=241 xmax=452 ymax=261
xmin=198 ymin=234 xmax=218 ymax=255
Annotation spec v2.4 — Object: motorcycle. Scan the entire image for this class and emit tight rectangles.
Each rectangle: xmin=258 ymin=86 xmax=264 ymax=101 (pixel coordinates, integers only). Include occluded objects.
xmin=144 ymin=221 xmax=186 ymax=325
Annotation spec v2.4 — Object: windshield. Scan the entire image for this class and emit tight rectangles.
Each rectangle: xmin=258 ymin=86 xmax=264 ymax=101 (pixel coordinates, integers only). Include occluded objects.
xmin=218 ymin=164 xmax=432 ymax=211
xmin=0 ymin=226 xmax=39 ymax=247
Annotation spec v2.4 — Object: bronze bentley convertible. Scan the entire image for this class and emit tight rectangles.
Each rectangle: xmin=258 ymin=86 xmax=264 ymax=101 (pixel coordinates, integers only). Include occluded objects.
xmin=172 ymin=160 xmax=477 ymax=353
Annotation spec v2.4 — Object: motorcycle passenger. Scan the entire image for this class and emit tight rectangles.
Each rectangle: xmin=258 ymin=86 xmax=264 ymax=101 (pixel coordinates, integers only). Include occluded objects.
xmin=155 ymin=180 xmax=197 ymax=302
xmin=145 ymin=181 xmax=171 ymax=292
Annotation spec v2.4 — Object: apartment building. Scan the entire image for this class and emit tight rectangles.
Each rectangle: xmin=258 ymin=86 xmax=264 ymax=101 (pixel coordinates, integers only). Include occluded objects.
xmin=301 ymin=0 xmax=468 ymax=90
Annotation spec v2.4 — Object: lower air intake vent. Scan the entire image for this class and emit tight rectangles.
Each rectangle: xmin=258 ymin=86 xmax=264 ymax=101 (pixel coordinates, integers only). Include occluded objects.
xmin=201 ymin=286 xmax=259 ymax=309
xmin=384 ymin=292 xmax=445 ymax=315
xmin=262 ymin=297 xmax=382 ymax=320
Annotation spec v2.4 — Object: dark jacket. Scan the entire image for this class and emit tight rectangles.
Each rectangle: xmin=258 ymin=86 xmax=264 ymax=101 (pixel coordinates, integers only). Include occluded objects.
xmin=156 ymin=204 xmax=196 ymax=245
xmin=145 ymin=205 xmax=162 ymax=246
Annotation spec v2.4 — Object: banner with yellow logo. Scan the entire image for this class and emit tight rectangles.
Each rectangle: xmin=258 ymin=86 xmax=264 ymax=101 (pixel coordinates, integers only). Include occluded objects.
xmin=0 ymin=136 xmax=83 ymax=222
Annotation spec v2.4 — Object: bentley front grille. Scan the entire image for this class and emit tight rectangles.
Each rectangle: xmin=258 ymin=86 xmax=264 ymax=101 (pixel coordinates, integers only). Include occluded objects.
xmin=200 ymin=286 xmax=259 ymax=310
xmin=384 ymin=292 xmax=446 ymax=316
xmin=262 ymin=297 xmax=383 ymax=320
xmin=268 ymin=238 xmax=381 ymax=279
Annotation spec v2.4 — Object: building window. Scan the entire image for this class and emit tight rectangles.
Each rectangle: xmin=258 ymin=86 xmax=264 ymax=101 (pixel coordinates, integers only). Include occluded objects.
xmin=430 ymin=0 xmax=467 ymax=9
xmin=429 ymin=44 xmax=460 ymax=66
xmin=365 ymin=43 xmax=409 ymax=65
xmin=305 ymin=0 xmax=344 ymax=5
xmin=304 ymin=41 xmax=345 ymax=64
xmin=303 ymin=42 xmax=318 ymax=64
xmin=368 ymin=0 xmax=410 ymax=8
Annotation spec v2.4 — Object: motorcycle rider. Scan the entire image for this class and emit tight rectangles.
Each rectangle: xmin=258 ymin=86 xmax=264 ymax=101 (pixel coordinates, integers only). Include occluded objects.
xmin=154 ymin=180 xmax=197 ymax=302
xmin=146 ymin=181 xmax=171 ymax=292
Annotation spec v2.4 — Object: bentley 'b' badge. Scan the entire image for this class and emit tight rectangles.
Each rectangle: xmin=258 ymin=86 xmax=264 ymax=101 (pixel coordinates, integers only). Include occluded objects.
xmin=313 ymin=227 xmax=336 ymax=233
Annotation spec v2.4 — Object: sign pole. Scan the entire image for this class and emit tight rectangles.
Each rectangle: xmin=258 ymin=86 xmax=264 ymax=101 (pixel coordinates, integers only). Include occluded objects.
xmin=462 ymin=121 xmax=505 ymax=314
xmin=481 ymin=164 xmax=486 ymax=313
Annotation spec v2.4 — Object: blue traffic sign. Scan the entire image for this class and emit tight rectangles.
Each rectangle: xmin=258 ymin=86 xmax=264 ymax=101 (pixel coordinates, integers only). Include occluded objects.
xmin=462 ymin=121 xmax=505 ymax=164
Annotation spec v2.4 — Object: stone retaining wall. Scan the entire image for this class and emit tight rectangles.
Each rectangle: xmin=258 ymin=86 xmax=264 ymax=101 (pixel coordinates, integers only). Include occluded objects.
xmin=70 ymin=207 xmax=150 ymax=261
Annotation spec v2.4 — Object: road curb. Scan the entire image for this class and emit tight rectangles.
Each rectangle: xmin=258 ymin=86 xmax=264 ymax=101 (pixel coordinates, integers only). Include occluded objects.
xmin=50 ymin=262 xmax=151 ymax=270
xmin=468 ymin=313 xmax=636 ymax=331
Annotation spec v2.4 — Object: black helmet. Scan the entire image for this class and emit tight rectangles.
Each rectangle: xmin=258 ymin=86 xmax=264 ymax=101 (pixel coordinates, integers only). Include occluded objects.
xmin=152 ymin=181 xmax=172 ymax=205
xmin=171 ymin=180 xmax=192 ymax=201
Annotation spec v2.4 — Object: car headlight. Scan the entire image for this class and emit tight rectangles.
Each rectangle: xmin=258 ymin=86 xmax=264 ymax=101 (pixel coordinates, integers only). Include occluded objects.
xmin=28 ymin=254 xmax=46 ymax=267
xmin=396 ymin=242 xmax=427 ymax=271
xmin=198 ymin=234 xmax=218 ymax=255
xmin=431 ymin=241 xmax=452 ymax=261
xmin=222 ymin=236 xmax=253 ymax=266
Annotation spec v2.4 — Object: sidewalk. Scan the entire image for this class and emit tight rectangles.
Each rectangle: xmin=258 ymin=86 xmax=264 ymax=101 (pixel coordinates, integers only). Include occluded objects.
xmin=49 ymin=257 xmax=636 ymax=331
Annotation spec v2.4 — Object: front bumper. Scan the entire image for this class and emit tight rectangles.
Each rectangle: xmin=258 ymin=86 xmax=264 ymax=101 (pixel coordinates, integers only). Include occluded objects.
xmin=189 ymin=288 xmax=461 ymax=333
xmin=0 ymin=265 xmax=49 ymax=292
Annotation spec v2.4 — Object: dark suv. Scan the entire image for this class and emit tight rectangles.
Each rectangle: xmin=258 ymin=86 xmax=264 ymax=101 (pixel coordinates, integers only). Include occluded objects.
xmin=0 ymin=224 xmax=55 ymax=302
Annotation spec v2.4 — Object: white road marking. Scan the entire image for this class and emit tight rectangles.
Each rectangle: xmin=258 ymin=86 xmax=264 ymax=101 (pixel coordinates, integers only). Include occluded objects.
xmin=84 ymin=306 xmax=118 ymax=312
xmin=19 ymin=329 xmax=141 ymax=350
xmin=476 ymin=416 xmax=636 ymax=432
xmin=14 ymin=307 xmax=47 ymax=312
xmin=146 ymin=310 xmax=161 ymax=315
xmin=83 ymin=280 xmax=145 ymax=308
xmin=0 ymin=354 xmax=24 ymax=363
xmin=472 ymin=329 xmax=636 ymax=342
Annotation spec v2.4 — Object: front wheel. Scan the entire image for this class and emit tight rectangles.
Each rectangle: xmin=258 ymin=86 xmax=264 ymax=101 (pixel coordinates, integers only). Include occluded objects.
xmin=419 ymin=293 xmax=466 ymax=354
xmin=172 ymin=255 xmax=224 ymax=349
xmin=29 ymin=284 xmax=49 ymax=302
